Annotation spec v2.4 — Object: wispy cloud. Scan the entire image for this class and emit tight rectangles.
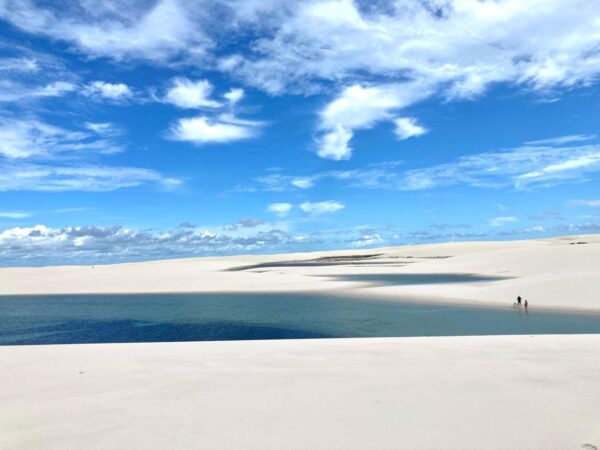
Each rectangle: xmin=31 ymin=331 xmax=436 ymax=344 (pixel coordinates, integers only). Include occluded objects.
xmin=0 ymin=211 xmax=31 ymax=219
xmin=0 ymin=162 xmax=181 ymax=192
xmin=571 ymin=199 xmax=600 ymax=207
xmin=524 ymin=134 xmax=597 ymax=146
xmin=0 ymin=118 xmax=125 ymax=159
xmin=246 ymin=139 xmax=600 ymax=193
xmin=489 ymin=216 xmax=517 ymax=227
xmin=267 ymin=203 xmax=293 ymax=217
xmin=0 ymin=81 xmax=77 ymax=102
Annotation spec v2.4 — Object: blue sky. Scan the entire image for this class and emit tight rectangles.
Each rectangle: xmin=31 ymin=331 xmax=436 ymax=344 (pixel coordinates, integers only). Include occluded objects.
xmin=1 ymin=0 xmax=600 ymax=265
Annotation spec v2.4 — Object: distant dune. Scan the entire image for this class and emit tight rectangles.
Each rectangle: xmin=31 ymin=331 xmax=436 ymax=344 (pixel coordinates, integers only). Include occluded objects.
xmin=2 ymin=234 xmax=599 ymax=312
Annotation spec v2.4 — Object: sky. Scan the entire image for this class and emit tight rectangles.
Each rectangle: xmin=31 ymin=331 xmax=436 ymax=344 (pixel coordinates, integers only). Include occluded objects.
xmin=0 ymin=0 xmax=600 ymax=266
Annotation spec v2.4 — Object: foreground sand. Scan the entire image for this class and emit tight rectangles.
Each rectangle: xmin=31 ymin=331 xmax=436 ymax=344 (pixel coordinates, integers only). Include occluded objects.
xmin=1 ymin=335 xmax=599 ymax=450
xmin=1 ymin=234 xmax=600 ymax=311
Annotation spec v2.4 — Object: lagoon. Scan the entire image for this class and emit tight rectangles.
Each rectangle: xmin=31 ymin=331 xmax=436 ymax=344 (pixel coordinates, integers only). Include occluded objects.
xmin=2 ymin=293 xmax=600 ymax=345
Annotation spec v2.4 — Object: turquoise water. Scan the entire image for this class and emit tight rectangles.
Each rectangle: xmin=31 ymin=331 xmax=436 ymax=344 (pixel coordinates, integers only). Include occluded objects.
xmin=1 ymin=293 xmax=599 ymax=345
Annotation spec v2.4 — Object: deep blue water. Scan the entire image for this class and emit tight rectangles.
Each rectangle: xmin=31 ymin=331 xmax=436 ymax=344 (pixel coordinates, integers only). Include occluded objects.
xmin=1 ymin=293 xmax=600 ymax=345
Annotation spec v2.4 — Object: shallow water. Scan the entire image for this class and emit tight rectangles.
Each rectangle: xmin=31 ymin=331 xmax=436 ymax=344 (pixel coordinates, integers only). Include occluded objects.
xmin=1 ymin=293 xmax=599 ymax=345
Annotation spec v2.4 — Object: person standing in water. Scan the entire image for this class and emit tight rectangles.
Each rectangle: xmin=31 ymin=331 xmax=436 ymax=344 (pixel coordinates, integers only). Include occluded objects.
xmin=524 ymin=299 xmax=528 ymax=310
xmin=517 ymin=296 xmax=522 ymax=306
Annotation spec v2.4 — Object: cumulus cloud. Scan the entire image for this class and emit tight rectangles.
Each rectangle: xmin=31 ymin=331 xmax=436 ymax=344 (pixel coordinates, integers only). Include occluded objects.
xmin=163 ymin=79 xmax=257 ymax=145
xmin=316 ymin=124 xmax=353 ymax=160
xmin=224 ymin=88 xmax=244 ymax=105
xmin=163 ymin=78 xmax=222 ymax=108
xmin=83 ymin=81 xmax=132 ymax=100
xmin=3 ymin=219 xmax=598 ymax=266
xmin=169 ymin=115 xmax=259 ymax=144
xmin=316 ymin=83 xmax=431 ymax=159
xmin=300 ymin=200 xmax=345 ymax=215
xmin=267 ymin=202 xmax=293 ymax=217
xmin=0 ymin=223 xmax=309 ymax=266
xmin=394 ymin=117 xmax=428 ymax=140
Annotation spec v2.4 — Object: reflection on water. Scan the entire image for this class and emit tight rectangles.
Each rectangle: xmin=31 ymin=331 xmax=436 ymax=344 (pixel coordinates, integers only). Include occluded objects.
xmin=1 ymin=293 xmax=599 ymax=345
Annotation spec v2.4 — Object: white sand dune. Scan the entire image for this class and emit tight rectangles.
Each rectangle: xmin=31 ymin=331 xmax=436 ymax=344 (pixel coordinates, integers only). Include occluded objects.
xmin=1 ymin=336 xmax=599 ymax=450
xmin=2 ymin=235 xmax=600 ymax=449
xmin=1 ymin=234 xmax=599 ymax=311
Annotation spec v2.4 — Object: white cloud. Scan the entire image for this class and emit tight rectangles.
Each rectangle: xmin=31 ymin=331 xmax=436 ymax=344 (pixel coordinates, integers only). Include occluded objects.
xmin=316 ymin=124 xmax=353 ymax=160
xmin=4 ymin=0 xmax=600 ymax=102
xmin=489 ymin=216 xmax=518 ymax=227
xmin=0 ymin=211 xmax=31 ymax=219
xmin=402 ymin=143 xmax=600 ymax=191
xmin=571 ymin=199 xmax=600 ymax=207
xmin=0 ymin=57 xmax=39 ymax=72
xmin=394 ymin=117 xmax=428 ymax=140
xmin=0 ymin=162 xmax=181 ymax=192
xmin=83 ymin=81 xmax=132 ymax=100
xmin=525 ymin=134 xmax=597 ymax=146
xmin=0 ymin=118 xmax=123 ymax=159
xmin=291 ymin=177 xmax=314 ymax=189
xmin=267 ymin=202 xmax=293 ymax=217
xmin=0 ymin=0 xmax=210 ymax=63
xmin=316 ymin=83 xmax=431 ymax=159
xmin=0 ymin=223 xmax=308 ymax=266
xmin=84 ymin=122 xmax=122 ymax=136
xmin=247 ymin=161 xmax=404 ymax=192
xmin=250 ymin=139 xmax=600 ymax=192
xmin=170 ymin=115 xmax=258 ymax=144
xmin=224 ymin=88 xmax=244 ymax=105
xmin=300 ymin=200 xmax=345 ymax=215
xmin=0 ymin=80 xmax=76 ymax=102
xmin=164 ymin=78 xmax=221 ymax=108
xmin=221 ymin=0 xmax=600 ymax=95
xmin=349 ymin=233 xmax=383 ymax=247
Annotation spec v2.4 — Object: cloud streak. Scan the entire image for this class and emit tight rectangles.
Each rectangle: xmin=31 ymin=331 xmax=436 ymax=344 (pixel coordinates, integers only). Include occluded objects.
xmin=247 ymin=138 xmax=600 ymax=192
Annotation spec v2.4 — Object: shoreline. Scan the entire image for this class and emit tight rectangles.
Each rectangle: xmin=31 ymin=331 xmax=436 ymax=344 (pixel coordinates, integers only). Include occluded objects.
xmin=3 ymin=286 xmax=600 ymax=316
